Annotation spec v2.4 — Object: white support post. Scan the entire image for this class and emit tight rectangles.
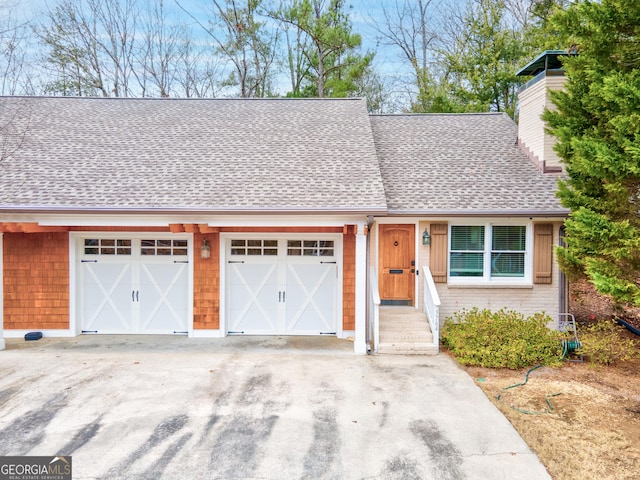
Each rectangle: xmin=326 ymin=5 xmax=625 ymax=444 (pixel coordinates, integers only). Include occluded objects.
xmin=0 ymin=233 xmax=5 ymax=350
xmin=354 ymin=222 xmax=367 ymax=354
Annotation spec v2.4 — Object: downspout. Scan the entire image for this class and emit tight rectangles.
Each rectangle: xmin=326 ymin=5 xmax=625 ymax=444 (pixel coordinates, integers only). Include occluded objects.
xmin=365 ymin=215 xmax=374 ymax=354
xmin=559 ymin=225 xmax=569 ymax=320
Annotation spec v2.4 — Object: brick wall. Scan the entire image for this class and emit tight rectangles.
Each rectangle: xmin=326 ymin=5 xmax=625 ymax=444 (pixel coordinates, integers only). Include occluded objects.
xmin=422 ymin=221 xmax=564 ymax=326
xmin=3 ymin=232 xmax=70 ymax=329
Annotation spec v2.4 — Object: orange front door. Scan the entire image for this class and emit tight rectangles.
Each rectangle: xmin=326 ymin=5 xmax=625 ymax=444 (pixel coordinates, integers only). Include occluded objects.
xmin=378 ymin=224 xmax=415 ymax=305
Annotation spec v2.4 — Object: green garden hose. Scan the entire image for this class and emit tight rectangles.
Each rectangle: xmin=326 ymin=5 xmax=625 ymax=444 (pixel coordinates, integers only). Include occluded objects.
xmin=497 ymin=364 xmax=562 ymax=415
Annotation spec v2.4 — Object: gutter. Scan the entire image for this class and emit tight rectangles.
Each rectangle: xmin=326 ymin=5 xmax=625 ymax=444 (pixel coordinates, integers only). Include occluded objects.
xmin=384 ymin=209 xmax=570 ymax=218
xmin=0 ymin=205 xmax=389 ymax=216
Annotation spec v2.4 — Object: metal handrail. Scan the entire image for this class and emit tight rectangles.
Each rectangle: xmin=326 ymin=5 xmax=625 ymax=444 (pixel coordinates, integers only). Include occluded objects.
xmin=422 ymin=266 xmax=441 ymax=353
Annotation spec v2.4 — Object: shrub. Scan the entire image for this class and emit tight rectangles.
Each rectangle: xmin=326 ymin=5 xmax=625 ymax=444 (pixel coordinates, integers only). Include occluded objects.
xmin=441 ymin=308 xmax=565 ymax=369
xmin=576 ymin=319 xmax=640 ymax=365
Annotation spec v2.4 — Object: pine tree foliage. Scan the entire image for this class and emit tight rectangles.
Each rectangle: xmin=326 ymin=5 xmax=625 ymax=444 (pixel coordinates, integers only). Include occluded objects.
xmin=544 ymin=0 xmax=640 ymax=306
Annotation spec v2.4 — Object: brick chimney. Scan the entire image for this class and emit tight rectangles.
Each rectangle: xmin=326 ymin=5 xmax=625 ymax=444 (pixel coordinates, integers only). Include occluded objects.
xmin=516 ymin=50 xmax=572 ymax=173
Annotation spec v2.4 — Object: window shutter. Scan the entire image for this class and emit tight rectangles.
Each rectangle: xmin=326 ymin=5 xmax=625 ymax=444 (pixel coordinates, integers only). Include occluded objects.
xmin=534 ymin=223 xmax=553 ymax=284
xmin=430 ymin=223 xmax=448 ymax=283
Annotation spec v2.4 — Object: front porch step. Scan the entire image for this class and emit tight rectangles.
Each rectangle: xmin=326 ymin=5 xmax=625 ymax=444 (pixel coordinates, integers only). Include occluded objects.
xmin=377 ymin=307 xmax=438 ymax=355
xmin=378 ymin=341 xmax=439 ymax=355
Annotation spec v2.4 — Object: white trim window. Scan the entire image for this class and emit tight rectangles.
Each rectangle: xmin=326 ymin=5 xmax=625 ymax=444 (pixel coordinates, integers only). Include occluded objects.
xmin=449 ymin=223 xmax=531 ymax=283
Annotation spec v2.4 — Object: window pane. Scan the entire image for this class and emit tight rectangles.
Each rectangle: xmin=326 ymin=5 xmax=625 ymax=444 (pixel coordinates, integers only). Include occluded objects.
xmin=231 ymin=248 xmax=245 ymax=255
xmin=287 ymin=249 xmax=301 ymax=256
xmin=174 ymin=240 xmax=187 ymax=248
xmin=288 ymin=240 xmax=301 ymax=248
xmin=173 ymin=248 xmax=188 ymax=256
xmin=450 ymin=253 xmax=484 ymax=276
xmin=492 ymin=226 xmax=526 ymax=251
xmin=264 ymin=249 xmax=278 ymax=256
xmin=85 ymin=239 xmax=98 ymax=246
xmin=101 ymin=239 xmax=115 ymax=247
xmin=231 ymin=240 xmax=245 ymax=247
xmin=248 ymin=239 xmax=262 ymax=247
xmin=451 ymin=226 xmax=484 ymax=251
xmin=304 ymin=240 xmax=317 ymax=248
xmin=491 ymin=253 xmax=525 ymax=277
xmin=264 ymin=240 xmax=278 ymax=247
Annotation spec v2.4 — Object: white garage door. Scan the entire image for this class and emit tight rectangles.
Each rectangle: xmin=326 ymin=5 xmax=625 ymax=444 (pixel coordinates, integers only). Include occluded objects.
xmin=79 ymin=236 xmax=190 ymax=334
xmin=226 ymin=237 xmax=340 ymax=335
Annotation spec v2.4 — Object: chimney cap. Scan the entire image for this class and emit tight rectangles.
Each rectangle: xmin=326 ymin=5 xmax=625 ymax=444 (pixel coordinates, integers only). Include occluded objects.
xmin=516 ymin=50 xmax=573 ymax=77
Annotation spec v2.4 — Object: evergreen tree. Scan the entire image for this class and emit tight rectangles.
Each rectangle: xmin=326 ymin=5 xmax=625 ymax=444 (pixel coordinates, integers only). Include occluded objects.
xmin=273 ymin=0 xmax=373 ymax=98
xmin=544 ymin=0 xmax=640 ymax=306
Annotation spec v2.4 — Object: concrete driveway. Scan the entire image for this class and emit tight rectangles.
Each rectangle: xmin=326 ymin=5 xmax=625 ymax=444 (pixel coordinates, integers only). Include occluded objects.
xmin=0 ymin=336 xmax=550 ymax=480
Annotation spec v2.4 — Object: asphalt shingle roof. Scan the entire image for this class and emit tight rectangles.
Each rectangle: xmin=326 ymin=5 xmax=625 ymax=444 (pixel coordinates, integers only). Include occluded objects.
xmin=370 ymin=113 xmax=567 ymax=215
xmin=0 ymin=96 xmax=387 ymax=213
xmin=0 ymin=98 xmax=566 ymax=217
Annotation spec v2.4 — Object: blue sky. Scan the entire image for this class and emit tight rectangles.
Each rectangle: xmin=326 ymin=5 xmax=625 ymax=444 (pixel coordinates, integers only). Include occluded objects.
xmin=11 ymin=0 xmax=465 ymax=100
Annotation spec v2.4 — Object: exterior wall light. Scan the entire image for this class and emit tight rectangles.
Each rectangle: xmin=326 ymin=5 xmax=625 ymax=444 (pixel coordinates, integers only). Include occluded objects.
xmin=422 ymin=228 xmax=431 ymax=246
xmin=201 ymin=239 xmax=211 ymax=259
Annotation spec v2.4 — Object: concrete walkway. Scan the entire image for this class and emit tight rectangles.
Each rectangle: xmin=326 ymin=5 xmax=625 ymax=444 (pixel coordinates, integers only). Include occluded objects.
xmin=0 ymin=336 xmax=551 ymax=480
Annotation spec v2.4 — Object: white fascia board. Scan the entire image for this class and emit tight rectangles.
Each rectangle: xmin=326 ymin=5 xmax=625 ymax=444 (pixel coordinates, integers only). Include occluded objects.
xmin=2 ymin=213 xmax=369 ymax=228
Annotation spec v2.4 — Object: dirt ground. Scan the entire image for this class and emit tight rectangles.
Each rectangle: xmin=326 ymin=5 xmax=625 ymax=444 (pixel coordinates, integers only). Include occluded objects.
xmin=455 ymin=280 xmax=640 ymax=480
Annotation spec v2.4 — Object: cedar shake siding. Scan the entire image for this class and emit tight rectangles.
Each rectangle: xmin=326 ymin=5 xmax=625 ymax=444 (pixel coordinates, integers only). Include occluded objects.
xmin=3 ymin=232 xmax=70 ymax=330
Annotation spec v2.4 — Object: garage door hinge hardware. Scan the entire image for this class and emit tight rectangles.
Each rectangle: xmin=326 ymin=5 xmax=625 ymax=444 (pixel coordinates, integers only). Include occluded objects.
xmin=81 ymin=260 xmax=98 ymax=263
xmin=228 ymin=260 xmax=245 ymax=264
xmin=228 ymin=331 xmax=245 ymax=334
xmin=279 ymin=291 xmax=286 ymax=302
xmin=174 ymin=260 xmax=188 ymax=264
xmin=132 ymin=290 xmax=139 ymax=302
xmin=320 ymin=332 xmax=336 ymax=335
xmin=320 ymin=261 xmax=337 ymax=264
xmin=82 ymin=330 xmax=98 ymax=333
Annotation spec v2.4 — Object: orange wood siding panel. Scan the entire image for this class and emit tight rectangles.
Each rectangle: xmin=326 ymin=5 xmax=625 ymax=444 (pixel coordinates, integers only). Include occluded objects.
xmin=430 ymin=223 xmax=448 ymax=283
xmin=3 ymin=233 xmax=70 ymax=329
xmin=342 ymin=228 xmax=356 ymax=331
xmin=193 ymin=232 xmax=220 ymax=329
xmin=534 ymin=223 xmax=553 ymax=284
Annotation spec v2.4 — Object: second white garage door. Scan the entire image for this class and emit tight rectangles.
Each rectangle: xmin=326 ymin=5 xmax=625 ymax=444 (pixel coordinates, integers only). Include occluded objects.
xmin=225 ymin=236 xmax=341 ymax=335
